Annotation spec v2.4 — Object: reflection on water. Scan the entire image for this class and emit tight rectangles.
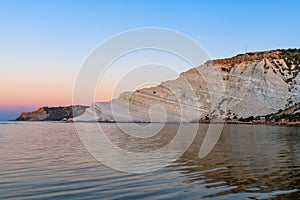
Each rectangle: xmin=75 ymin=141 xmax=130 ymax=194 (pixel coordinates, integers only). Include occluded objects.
xmin=76 ymin=123 xmax=201 ymax=173
xmin=0 ymin=122 xmax=299 ymax=199
xmin=170 ymin=125 xmax=300 ymax=199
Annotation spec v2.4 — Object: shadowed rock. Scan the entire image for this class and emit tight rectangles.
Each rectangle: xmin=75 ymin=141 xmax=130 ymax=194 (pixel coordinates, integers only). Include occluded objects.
xmin=16 ymin=105 xmax=89 ymax=121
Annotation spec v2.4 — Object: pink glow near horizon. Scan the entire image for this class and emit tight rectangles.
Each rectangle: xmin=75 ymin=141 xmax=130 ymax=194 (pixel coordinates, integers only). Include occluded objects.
xmin=0 ymin=75 xmax=115 ymax=108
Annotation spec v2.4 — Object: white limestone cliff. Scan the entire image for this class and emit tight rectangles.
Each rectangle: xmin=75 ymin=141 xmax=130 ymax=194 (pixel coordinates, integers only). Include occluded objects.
xmin=74 ymin=49 xmax=300 ymax=122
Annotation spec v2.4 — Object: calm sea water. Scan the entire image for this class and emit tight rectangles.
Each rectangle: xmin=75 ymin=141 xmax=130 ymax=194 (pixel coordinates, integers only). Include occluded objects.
xmin=0 ymin=122 xmax=299 ymax=199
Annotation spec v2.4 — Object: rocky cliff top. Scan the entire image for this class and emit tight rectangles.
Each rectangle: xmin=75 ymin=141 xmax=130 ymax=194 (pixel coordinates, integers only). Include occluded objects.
xmin=209 ymin=49 xmax=300 ymax=67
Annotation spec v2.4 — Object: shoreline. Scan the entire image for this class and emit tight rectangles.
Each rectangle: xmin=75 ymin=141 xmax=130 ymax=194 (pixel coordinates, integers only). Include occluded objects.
xmin=10 ymin=120 xmax=300 ymax=126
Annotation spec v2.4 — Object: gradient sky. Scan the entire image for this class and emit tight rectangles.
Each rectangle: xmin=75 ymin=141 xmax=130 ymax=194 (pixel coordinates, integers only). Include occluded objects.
xmin=0 ymin=0 xmax=300 ymax=120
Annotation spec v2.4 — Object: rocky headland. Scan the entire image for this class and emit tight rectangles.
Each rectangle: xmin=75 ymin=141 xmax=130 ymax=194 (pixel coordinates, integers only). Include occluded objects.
xmin=75 ymin=49 xmax=300 ymax=123
xmin=16 ymin=105 xmax=89 ymax=121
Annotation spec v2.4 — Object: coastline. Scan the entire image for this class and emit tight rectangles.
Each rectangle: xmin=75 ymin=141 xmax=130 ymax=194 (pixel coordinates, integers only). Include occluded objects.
xmin=12 ymin=119 xmax=299 ymax=126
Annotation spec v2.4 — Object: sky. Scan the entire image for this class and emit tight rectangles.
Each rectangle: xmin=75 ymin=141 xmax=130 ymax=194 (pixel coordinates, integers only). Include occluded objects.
xmin=0 ymin=0 xmax=300 ymax=120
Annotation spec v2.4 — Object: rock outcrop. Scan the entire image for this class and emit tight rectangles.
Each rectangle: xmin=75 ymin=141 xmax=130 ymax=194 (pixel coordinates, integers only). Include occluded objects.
xmin=75 ymin=49 xmax=300 ymax=122
xmin=16 ymin=105 xmax=89 ymax=121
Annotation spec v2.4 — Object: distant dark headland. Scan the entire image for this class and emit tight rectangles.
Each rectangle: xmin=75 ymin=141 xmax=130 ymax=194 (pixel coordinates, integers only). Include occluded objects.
xmin=15 ymin=105 xmax=89 ymax=121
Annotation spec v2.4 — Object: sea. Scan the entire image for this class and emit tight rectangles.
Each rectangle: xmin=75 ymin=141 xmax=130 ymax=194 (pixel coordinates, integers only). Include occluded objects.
xmin=0 ymin=122 xmax=299 ymax=199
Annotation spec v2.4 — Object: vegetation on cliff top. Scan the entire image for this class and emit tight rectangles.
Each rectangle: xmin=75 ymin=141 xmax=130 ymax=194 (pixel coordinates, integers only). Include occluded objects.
xmin=279 ymin=48 xmax=300 ymax=70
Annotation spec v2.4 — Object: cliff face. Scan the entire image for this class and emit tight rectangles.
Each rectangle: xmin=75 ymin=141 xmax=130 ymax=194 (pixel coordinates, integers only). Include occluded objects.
xmin=75 ymin=49 xmax=300 ymax=122
xmin=16 ymin=105 xmax=89 ymax=121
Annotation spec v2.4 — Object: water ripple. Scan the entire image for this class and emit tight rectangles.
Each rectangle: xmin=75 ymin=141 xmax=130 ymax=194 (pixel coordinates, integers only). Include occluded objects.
xmin=0 ymin=122 xmax=299 ymax=199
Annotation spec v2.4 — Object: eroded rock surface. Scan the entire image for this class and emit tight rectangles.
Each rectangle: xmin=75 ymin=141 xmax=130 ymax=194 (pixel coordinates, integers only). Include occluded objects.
xmin=75 ymin=49 xmax=300 ymax=122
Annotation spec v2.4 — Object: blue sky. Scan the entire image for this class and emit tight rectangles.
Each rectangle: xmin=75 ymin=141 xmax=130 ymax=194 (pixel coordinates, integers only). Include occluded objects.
xmin=0 ymin=0 xmax=300 ymax=120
